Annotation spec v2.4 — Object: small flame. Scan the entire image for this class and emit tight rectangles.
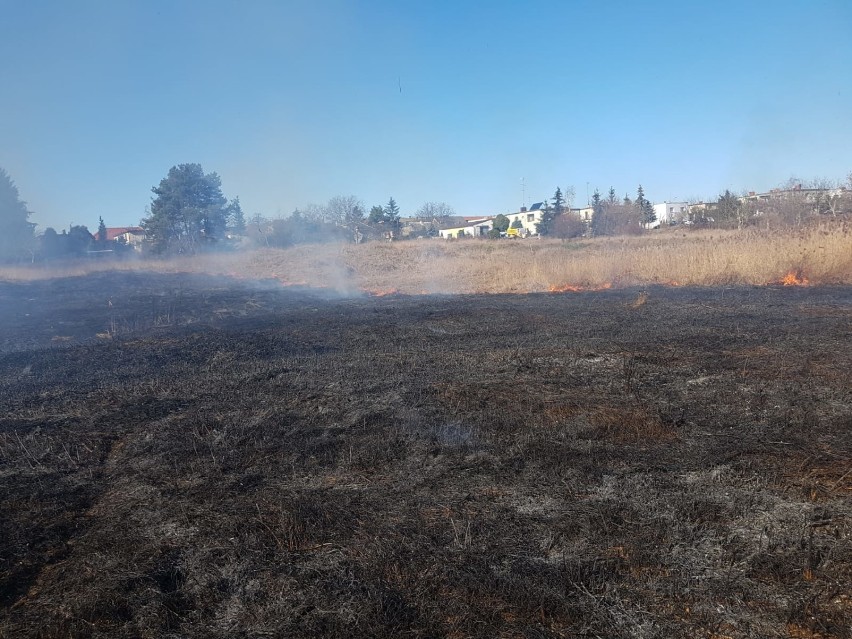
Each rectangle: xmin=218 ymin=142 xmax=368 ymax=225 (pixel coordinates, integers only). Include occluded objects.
xmin=780 ymin=271 xmax=809 ymax=286
xmin=549 ymin=282 xmax=613 ymax=293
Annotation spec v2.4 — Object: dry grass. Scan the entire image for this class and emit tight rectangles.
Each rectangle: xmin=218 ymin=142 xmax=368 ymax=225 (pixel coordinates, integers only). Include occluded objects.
xmin=3 ymin=222 xmax=851 ymax=293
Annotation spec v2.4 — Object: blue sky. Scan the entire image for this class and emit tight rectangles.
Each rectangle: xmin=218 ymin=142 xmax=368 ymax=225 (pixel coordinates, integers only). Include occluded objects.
xmin=1 ymin=0 xmax=850 ymax=231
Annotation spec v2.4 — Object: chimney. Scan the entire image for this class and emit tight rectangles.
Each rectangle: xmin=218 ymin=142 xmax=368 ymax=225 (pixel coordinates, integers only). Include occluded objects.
xmin=520 ymin=206 xmax=527 ymax=213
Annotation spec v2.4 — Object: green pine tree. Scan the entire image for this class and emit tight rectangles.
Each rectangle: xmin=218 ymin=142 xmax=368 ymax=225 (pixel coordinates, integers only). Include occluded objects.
xmin=552 ymin=187 xmax=564 ymax=214
xmin=590 ymin=189 xmax=605 ymax=236
xmin=0 ymin=167 xmax=35 ymax=261
xmin=142 ymin=163 xmax=229 ymax=253
xmin=385 ymin=197 xmax=401 ymax=234
xmin=97 ymin=216 xmax=108 ymax=247
xmin=636 ymin=185 xmax=656 ymax=227
xmin=227 ymin=197 xmax=246 ymax=234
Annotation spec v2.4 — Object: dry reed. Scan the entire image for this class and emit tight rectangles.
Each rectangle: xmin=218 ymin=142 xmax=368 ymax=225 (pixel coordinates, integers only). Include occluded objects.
xmin=2 ymin=222 xmax=850 ymax=294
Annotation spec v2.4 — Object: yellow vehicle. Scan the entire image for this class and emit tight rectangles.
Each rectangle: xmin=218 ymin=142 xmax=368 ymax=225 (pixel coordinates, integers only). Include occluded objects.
xmin=506 ymin=227 xmax=521 ymax=238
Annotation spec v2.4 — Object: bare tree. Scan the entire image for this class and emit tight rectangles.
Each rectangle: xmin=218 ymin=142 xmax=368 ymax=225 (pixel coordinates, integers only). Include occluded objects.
xmin=416 ymin=201 xmax=455 ymax=220
xmin=301 ymin=203 xmax=328 ymax=223
xmin=326 ymin=195 xmax=365 ymax=225
xmin=562 ymin=185 xmax=576 ymax=209
xmin=765 ymin=190 xmax=811 ymax=226
xmin=806 ymin=178 xmax=849 ymax=217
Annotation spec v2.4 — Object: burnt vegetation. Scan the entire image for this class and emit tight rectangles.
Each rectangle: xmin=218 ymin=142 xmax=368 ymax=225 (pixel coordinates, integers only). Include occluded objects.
xmin=1 ymin=273 xmax=850 ymax=638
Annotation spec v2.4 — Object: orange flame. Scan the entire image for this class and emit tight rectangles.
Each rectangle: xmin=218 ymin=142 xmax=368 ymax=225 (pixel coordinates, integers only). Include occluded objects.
xmin=780 ymin=271 xmax=809 ymax=286
xmin=548 ymin=282 xmax=613 ymax=293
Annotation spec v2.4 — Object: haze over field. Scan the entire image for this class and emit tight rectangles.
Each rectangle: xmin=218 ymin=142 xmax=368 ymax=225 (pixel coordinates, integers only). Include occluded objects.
xmin=1 ymin=0 xmax=851 ymax=231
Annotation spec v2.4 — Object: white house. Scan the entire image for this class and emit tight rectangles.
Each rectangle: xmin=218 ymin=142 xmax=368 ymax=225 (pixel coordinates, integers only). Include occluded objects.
xmin=502 ymin=202 xmax=546 ymax=235
xmin=571 ymin=206 xmax=594 ymax=222
xmin=435 ymin=202 xmax=552 ymax=239
xmin=96 ymin=226 xmax=146 ymax=250
xmin=651 ymin=202 xmax=689 ymax=227
xmin=437 ymin=217 xmax=494 ymax=239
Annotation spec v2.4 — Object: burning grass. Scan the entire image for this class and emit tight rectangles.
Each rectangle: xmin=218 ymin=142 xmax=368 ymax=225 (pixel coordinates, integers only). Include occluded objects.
xmin=781 ymin=270 xmax=810 ymax=286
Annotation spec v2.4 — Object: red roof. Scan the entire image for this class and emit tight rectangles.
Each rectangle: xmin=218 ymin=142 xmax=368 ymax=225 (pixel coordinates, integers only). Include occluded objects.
xmin=96 ymin=227 xmax=144 ymax=242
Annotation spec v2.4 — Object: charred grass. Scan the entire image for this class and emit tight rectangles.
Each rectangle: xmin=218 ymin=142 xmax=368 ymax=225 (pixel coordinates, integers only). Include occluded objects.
xmin=0 ymin=273 xmax=851 ymax=638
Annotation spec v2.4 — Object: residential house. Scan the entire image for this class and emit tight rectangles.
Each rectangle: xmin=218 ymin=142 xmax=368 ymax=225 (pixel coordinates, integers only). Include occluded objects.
xmin=436 ymin=203 xmax=552 ymax=239
xmin=437 ymin=217 xmax=494 ymax=239
xmin=570 ymin=206 xmax=594 ymax=222
xmin=740 ymin=185 xmax=850 ymax=216
xmin=686 ymin=201 xmax=716 ymax=222
xmin=651 ymin=202 xmax=689 ymax=227
xmin=400 ymin=216 xmax=463 ymax=238
xmin=502 ymin=202 xmax=546 ymax=235
xmin=95 ymin=226 xmax=146 ymax=250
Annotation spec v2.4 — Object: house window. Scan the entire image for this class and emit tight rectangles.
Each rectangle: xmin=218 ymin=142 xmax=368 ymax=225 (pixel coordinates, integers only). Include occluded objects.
xmin=527 ymin=214 xmax=534 ymax=222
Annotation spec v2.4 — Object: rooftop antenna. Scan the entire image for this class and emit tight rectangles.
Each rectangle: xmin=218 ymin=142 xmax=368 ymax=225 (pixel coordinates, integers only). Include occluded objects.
xmin=521 ymin=177 xmax=526 ymax=209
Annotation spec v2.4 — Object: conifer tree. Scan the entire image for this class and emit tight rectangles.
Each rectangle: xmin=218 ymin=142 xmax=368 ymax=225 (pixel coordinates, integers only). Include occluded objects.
xmin=97 ymin=216 xmax=108 ymax=246
xmin=142 ymin=163 xmax=229 ymax=253
xmin=552 ymin=187 xmax=565 ymax=214
xmin=0 ymin=167 xmax=35 ymax=261
xmin=636 ymin=185 xmax=656 ymax=227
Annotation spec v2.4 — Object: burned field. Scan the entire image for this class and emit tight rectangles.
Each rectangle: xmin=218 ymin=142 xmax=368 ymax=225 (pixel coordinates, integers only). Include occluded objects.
xmin=1 ymin=272 xmax=850 ymax=638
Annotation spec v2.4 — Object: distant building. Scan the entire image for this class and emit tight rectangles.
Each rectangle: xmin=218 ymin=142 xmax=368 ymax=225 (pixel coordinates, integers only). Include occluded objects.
xmin=739 ymin=185 xmax=850 ymax=215
xmin=435 ymin=203 xmax=553 ymax=239
xmin=651 ymin=202 xmax=689 ymax=227
xmin=400 ymin=216 xmax=464 ymax=238
xmin=502 ymin=202 xmax=545 ymax=235
xmin=437 ymin=217 xmax=494 ymax=239
xmin=684 ymin=185 xmax=851 ymax=223
xmin=95 ymin=226 xmax=146 ymax=249
xmin=570 ymin=206 xmax=594 ymax=222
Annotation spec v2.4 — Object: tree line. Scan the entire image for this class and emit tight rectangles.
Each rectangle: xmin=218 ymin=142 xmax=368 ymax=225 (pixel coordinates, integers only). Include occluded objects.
xmin=2 ymin=163 xmax=851 ymax=262
xmin=0 ymin=167 xmax=138 ymax=262
xmin=142 ymin=164 xmax=464 ymax=252
xmin=531 ymin=184 xmax=656 ymax=238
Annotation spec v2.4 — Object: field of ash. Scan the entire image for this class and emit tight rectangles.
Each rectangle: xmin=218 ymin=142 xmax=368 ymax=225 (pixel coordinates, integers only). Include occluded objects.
xmin=1 ymin=271 xmax=850 ymax=638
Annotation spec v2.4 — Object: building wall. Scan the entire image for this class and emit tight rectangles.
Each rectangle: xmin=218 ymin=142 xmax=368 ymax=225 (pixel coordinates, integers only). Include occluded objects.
xmin=571 ymin=207 xmax=594 ymax=221
xmin=438 ymin=221 xmax=493 ymax=239
xmin=652 ymin=202 xmax=688 ymax=226
xmin=504 ymin=210 xmax=542 ymax=234
xmin=116 ymin=231 xmax=146 ymax=248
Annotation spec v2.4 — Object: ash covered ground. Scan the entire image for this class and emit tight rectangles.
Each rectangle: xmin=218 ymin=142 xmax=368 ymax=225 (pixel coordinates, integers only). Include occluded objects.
xmin=1 ymin=272 xmax=850 ymax=638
